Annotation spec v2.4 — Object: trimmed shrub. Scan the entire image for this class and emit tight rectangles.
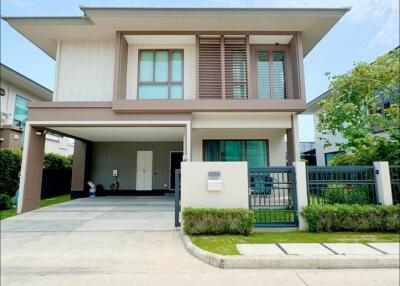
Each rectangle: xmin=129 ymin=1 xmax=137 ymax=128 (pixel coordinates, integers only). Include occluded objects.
xmin=44 ymin=153 xmax=73 ymax=169
xmin=301 ymin=204 xmax=400 ymax=233
xmin=323 ymin=184 xmax=370 ymax=205
xmin=183 ymin=208 xmax=255 ymax=235
xmin=0 ymin=193 xmax=14 ymax=211
xmin=0 ymin=149 xmax=22 ymax=197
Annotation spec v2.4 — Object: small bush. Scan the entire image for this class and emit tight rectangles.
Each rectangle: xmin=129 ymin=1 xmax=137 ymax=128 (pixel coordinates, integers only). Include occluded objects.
xmin=183 ymin=208 xmax=255 ymax=235
xmin=0 ymin=193 xmax=14 ymax=211
xmin=301 ymin=204 xmax=400 ymax=233
xmin=323 ymin=184 xmax=370 ymax=205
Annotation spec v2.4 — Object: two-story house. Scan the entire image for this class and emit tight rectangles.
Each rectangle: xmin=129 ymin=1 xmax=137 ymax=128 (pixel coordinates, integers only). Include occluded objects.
xmin=2 ymin=7 xmax=348 ymax=213
xmin=0 ymin=63 xmax=74 ymax=155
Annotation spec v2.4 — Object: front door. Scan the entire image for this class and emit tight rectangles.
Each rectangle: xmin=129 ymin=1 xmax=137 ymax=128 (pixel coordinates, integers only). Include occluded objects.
xmin=136 ymin=151 xmax=153 ymax=191
xmin=170 ymin=151 xmax=183 ymax=190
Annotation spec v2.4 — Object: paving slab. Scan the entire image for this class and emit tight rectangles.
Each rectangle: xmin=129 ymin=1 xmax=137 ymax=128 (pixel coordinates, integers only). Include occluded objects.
xmin=279 ymin=243 xmax=335 ymax=256
xmin=324 ymin=243 xmax=383 ymax=255
xmin=367 ymin=243 xmax=400 ymax=255
xmin=237 ymin=244 xmax=286 ymax=256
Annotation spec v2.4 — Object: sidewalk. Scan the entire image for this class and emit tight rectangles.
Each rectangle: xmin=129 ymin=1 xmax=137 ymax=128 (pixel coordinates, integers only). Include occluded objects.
xmin=182 ymin=234 xmax=400 ymax=269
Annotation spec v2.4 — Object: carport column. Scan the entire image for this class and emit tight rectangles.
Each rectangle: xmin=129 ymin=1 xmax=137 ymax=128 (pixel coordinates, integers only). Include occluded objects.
xmin=373 ymin=161 xmax=393 ymax=205
xmin=17 ymin=124 xmax=46 ymax=214
xmin=287 ymin=114 xmax=301 ymax=165
xmin=71 ymin=140 xmax=91 ymax=198
xmin=293 ymin=161 xmax=308 ymax=231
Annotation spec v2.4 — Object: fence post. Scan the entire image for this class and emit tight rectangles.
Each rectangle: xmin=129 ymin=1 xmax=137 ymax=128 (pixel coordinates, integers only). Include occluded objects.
xmin=293 ymin=161 xmax=308 ymax=231
xmin=373 ymin=161 xmax=393 ymax=205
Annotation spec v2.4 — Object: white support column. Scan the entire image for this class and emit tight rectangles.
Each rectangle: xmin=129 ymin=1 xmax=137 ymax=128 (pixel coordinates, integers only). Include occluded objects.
xmin=373 ymin=161 xmax=393 ymax=205
xmin=184 ymin=122 xmax=191 ymax=162
xmin=293 ymin=161 xmax=308 ymax=231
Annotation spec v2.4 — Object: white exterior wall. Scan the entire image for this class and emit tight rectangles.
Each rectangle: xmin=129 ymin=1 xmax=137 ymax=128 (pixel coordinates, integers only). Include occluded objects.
xmin=126 ymin=44 xmax=196 ymax=100
xmin=55 ymin=40 xmax=115 ymax=102
xmin=181 ymin=162 xmax=249 ymax=209
xmin=313 ymin=114 xmax=343 ymax=166
xmin=45 ymin=134 xmax=74 ymax=156
xmin=0 ymin=79 xmax=42 ymax=125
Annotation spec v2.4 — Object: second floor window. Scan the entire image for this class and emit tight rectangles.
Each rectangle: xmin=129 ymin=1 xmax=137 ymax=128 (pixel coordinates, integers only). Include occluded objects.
xmin=138 ymin=49 xmax=183 ymax=99
xmin=13 ymin=95 xmax=30 ymax=128
xmin=255 ymin=49 xmax=287 ymax=99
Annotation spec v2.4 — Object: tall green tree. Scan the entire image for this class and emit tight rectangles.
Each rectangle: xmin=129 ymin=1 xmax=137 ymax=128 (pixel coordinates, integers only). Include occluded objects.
xmin=317 ymin=48 xmax=400 ymax=165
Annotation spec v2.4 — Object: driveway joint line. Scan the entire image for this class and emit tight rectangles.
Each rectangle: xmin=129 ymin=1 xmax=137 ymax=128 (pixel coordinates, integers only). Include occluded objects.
xmin=321 ymin=243 xmax=339 ymax=255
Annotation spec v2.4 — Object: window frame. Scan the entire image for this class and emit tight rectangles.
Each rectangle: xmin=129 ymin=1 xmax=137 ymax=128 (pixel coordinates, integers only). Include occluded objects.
xmin=324 ymin=151 xmax=343 ymax=166
xmin=202 ymin=139 xmax=270 ymax=167
xmin=13 ymin=95 xmax=30 ymax=128
xmin=137 ymin=49 xmax=184 ymax=100
xmin=250 ymin=44 xmax=292 ymax=99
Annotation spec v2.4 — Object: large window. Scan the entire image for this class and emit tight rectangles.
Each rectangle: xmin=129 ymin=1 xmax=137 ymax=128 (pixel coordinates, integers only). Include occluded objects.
xmin=203 ymin=140 xmax=269 ymax=168
xmin=138 ymin=49 xmax=183 ymax=99
xmin=255 ymin=48 xmax=287 ymax=99
xmin=13 ymin=95 xmax=30 ymax=128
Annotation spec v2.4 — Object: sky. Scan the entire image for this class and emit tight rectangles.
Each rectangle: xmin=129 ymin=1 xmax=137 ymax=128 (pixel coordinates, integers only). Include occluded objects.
xmin=1 ymin=0 xmax=399 ymax=141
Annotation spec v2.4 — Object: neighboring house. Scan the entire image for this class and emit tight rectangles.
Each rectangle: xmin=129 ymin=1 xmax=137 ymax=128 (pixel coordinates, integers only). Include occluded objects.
xmin=300 ymin=142 xmax=316 ymax=165
xmin=0 ymin=64 xmax=74 ymax=155
xmin=306 ymin=86 xmax=395 ymax=166
xmin=2 ymin=6 xmax=348 ymax=212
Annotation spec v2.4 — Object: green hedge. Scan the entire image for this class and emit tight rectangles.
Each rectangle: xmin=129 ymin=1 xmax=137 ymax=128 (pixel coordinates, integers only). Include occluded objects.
xmin=183 ymin=208 xmax=255 ymax=235
xmin=301 ymin=204 xmax=400 ymax=233
xmin=0 ymin=149 xmax=73 ymax=200
xmin=0 ymin=149 xmax=22 ymax=198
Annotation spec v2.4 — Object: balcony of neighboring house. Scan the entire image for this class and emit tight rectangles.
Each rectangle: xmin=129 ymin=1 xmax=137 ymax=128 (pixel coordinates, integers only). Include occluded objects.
xmin=112 ymin=33 xmax=306 ymax=113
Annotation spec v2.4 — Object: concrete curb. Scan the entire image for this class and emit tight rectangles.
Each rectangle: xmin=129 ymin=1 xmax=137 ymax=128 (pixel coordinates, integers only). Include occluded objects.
xmin=180 ymin=234 xmax=400 ymax=269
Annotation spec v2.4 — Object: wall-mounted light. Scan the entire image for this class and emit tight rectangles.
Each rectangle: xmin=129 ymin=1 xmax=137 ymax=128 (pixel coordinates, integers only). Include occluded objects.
xmin=0 ymin=88 xmax=5 ymax=96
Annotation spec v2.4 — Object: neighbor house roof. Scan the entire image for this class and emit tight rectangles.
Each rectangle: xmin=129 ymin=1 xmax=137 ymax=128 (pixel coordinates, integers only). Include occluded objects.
xmin=0 ymin=64 xmax=53 ymax=101
xmin=303 ymin=89 xmax=331 ymax=115
xmin=1 ymin=6 xmax=350 ymax=59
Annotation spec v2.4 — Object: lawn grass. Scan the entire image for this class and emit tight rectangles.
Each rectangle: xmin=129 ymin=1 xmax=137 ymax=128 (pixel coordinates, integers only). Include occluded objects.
xmin=190 ymin=231 xmax=400 ymax=255
xmin=0 ymin=194 xmax=71 ymax=220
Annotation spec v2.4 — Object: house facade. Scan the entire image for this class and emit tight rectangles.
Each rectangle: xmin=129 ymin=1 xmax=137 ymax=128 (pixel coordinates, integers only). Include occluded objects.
xmin=2 ymin=7 xmax=348 ymax=213
xmin=0 ymin=64 xmax=74 ymax=155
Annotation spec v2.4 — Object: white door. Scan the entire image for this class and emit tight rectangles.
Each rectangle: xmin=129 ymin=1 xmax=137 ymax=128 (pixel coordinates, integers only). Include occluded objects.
xmin=136 ymin=151 xmax=153 ymax=190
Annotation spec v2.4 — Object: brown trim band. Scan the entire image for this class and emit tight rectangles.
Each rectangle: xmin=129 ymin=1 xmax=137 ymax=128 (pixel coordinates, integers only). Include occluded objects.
xmin=113 ymin=99 xmax=306 ymax=113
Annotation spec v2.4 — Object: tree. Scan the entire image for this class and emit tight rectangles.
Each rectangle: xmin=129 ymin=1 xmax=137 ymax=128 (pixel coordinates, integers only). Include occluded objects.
xmin=317 ymin=48 xmax=400 ymax=165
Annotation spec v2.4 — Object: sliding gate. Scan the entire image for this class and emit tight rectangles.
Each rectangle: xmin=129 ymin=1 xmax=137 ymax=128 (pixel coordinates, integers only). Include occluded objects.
xmin=249 ymin=167 xmax=298 ymax=227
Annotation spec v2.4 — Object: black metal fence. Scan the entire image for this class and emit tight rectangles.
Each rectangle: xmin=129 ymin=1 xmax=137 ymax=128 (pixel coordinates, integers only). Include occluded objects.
xmin=248 ymin=167 xmax=297 ymax=227
xmin=41 ymin=169 xmax=72 ymax=199
xmin=389 ymin=166 xmax=400 ymax=204
xmin=174 ymin=169 xmax=181 ymax=227
xmin=306 ymin=166 xmax=377 ymax=205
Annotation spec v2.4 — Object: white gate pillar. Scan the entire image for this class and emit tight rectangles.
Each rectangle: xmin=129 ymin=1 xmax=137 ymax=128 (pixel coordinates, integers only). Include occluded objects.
xmin=373 ymin=162 xmax=393 ymax=205
xmin=293 ymin=161 xmax=308 ymax=230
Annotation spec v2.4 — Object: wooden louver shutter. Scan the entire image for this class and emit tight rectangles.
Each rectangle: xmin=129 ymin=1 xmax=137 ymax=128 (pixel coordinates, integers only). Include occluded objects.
xmin=224 ymin=37 xmax=248 ymax=99
xmin=197 ymin=37 xmax=223 ymax=99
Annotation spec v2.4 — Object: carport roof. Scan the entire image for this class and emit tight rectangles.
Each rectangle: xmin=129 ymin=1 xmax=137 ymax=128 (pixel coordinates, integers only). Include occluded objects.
xmin=49 ymin=126 xmax=185 ymax=142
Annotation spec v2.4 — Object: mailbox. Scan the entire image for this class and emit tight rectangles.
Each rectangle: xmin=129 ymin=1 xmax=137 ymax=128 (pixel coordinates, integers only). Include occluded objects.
xmin=208 ymin=171 xmax=222 ymax=191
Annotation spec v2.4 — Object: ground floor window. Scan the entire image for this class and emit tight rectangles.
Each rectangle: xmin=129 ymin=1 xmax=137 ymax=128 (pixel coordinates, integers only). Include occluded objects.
xmin=203 ymin=140 xmax=269 ymax=167
xmin=324 ymin=151 xmax=343 ymax=166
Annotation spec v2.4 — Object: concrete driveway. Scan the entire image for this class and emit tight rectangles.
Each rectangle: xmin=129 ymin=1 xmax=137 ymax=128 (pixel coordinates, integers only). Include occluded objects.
xmin=1 ymin=196 xmax=399 ymax=286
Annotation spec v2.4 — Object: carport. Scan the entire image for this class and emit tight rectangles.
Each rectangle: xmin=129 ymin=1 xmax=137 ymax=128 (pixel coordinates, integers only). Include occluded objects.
xmin=18 ymin=120 xmax=191 ymax=214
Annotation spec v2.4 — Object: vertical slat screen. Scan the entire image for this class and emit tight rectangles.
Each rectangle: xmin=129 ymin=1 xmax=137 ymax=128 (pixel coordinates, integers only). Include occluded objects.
xmin=197 ymin=36 xmax=248 ymax=99
xmin=224 ymin=37 xmax=248 ymax=99
xmin=198 ymin=36 xmax=223 ymax=99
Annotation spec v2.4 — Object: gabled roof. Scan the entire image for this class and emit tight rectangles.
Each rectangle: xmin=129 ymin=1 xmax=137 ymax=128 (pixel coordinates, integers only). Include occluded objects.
xmin=0 ymin=64 xmax=53 ymax=101
xmin=2 ymin=6 xmax=349 ymax=59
